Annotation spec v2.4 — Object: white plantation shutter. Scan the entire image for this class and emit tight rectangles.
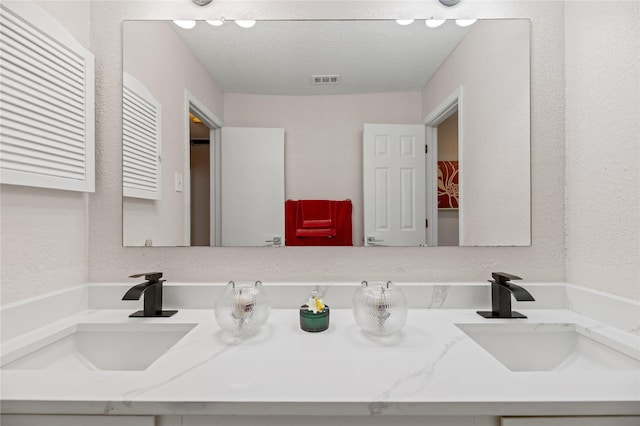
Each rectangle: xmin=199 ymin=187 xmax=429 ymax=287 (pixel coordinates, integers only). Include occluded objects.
xmin=0 ymin=1 xmax=95 ymax=192
xmin=122 ymin=72 xmax=161 ymax=200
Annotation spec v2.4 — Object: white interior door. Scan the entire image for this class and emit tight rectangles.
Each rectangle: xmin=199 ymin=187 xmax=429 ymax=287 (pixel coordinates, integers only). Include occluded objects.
xmin=363 ymin=124 xmax=426 ymax=246
xmin=221 ymin=127 xmax=284 ymax=246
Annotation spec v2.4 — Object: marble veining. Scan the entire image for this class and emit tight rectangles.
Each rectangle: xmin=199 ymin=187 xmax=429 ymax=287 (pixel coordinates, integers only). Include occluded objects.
xmin=1 ymin=283 xmax=639 ymax=417
xmin=427 ymin=285 xmax=450 ymax=309
xmin=119 ymin=336 xmax=241 ymax=404
xmin=372 ymin=334 xmax=466 ymax=404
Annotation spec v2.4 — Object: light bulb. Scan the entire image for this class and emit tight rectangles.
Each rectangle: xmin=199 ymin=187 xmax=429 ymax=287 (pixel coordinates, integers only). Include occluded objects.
xmin=395 ymin=19 xmax=415 ymax=26
xmin=173 ymin=20 xmax=196 ymax=29
xmin=455 ymin=19 xmax=477 ymax=27
xmin=426 ymin=19 xmax=446 ymax=28
xmin=235 ymin=20 xmax=256 ymax=29
xmin=206 ymin=19 xmax=224 ymax=26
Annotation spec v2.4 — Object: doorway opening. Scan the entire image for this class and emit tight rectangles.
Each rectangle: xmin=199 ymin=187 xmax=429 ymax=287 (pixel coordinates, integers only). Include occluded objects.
xmin=435 ymin=111 xmax=459 ymax=246
xmin=424 ymin=86 xmax=463 ymax=246
xmin=189 ymin=113 xmax=211 ymax=246
xmin=184 ymin=91 xmax=223 ymax=246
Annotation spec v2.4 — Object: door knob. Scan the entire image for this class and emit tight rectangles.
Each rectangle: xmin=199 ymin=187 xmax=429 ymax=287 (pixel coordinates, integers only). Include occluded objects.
xmin=265 ymin=236 xmax=282 ymax=247
xmin=366 ymin=236 xmax=384 ymax=246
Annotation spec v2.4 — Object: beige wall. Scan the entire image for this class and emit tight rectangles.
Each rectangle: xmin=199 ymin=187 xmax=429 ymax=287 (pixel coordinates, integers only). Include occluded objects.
xmin=437 ymin=112 xmax=459 ymax=162
xmin=223 ymin=91 xmax=423 ymax=246
xmin=565 ymin=1 xmax=640 ymax=299
xmin=190 ymin=144 xmax=211 ymax=246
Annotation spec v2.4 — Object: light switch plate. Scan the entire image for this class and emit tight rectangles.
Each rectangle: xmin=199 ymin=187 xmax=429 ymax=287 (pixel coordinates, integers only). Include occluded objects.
xmin=174 ymin=173 xmax=183 ymax=192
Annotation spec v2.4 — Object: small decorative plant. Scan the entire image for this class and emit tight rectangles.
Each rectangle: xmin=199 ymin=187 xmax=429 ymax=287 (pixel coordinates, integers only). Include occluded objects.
xmin=299 ymin=290 xmax=330 ymax=332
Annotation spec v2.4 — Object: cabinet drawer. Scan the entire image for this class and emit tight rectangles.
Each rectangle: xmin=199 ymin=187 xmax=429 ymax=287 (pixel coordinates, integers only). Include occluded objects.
xmin=0 ymin=415 xmax=155 ymax=426
xmin=502 ymin=416 xmax=640 ymax=426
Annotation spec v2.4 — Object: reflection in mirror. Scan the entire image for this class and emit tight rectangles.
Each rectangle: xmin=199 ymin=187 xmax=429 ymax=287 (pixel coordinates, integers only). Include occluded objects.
xmin=189 ymin=113 xmax=211 ymax=246
xmin=122 ymin=19 xmax=530 ymax=247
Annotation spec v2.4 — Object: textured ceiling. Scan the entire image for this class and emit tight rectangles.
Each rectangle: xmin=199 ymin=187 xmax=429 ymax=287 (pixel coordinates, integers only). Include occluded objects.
xmin=172 ymin=20 xmax=470 ymax=96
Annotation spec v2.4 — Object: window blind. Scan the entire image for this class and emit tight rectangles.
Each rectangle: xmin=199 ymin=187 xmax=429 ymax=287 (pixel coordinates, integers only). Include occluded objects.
xmin=0 ymin=2 xmax=95 ymax=192
xmin=122 ymin=72 xmax=162 ymax=200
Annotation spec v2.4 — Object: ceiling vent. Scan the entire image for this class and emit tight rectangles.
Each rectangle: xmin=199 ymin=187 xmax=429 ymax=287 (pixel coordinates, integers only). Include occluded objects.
xmin=311 ymin=75 xmax=340 ymax=85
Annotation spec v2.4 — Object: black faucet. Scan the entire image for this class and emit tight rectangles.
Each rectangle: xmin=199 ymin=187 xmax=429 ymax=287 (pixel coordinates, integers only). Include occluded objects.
xmin=477 ymin=272 xmax=535 ymax=319
xmin=122 ymin=272 xmax=177 ymax=317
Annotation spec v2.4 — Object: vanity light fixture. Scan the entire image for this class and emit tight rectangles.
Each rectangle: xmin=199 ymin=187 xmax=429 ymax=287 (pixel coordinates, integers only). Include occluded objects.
xmin=173 ymin=20 xmax=196 ymax=29
xmin=455 ymin=18 xmax=477 ymax=27
xmin=426 ymin=18 xmax=446 ymax=28
xmin=235 ymin=20 xmax=257 ymax=28
xmin=395 ymin=19 xmax=415 ymax=26
xmin=206 ymin=18 xmax=225 ymax=26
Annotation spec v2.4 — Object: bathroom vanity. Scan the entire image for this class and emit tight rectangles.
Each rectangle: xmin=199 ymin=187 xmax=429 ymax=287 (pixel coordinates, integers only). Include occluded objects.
xmin=1 ymin=282 xmax=639 ymax=426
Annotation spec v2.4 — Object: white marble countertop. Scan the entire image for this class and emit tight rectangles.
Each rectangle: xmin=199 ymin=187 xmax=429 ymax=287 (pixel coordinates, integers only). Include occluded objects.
xmin=2 ymin=298 xmax=640 ymax=417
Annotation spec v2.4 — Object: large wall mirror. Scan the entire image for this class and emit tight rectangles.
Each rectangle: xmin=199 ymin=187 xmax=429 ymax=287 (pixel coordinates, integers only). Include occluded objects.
xmin=122 ymin=19 xmax=530 ymax=248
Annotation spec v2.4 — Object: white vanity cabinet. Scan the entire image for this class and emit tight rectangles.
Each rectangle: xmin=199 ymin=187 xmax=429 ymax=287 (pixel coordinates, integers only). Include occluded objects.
xmin=5 ymin=414 xmax=640 ymax=426
xmin=0 ymin=415 xmax=154 ymax=426
xmin=501 ymin=416 xmax=640 ymax=426
xmin=158 ymin=415 xmax=640 ymax=426
xmin=157 ymin=415 xmax=499 ymax=426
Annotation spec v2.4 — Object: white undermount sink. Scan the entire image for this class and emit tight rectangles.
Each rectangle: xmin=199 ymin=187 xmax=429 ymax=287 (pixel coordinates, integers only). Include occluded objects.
xmin=1 ymin=323 xmax=196 ymax=371
xmin=456 ymin=323 xmax=640 ymax=372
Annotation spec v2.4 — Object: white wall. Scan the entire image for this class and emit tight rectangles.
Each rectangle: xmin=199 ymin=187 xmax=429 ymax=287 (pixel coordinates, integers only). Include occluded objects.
xmin=422 ymin=19 xmax=531 ymax=246
xmin=84 ymin=1 xmax=566 ymax=288
xmin=565 ymin=1 xmax=640 ymax=299
xmin=0 ymin=0 xmax=91 ymax=305
xmin=122 ymin=21 xmax=224 ymax=247
xmin=223 ymin=91 xmax=423 ymax=246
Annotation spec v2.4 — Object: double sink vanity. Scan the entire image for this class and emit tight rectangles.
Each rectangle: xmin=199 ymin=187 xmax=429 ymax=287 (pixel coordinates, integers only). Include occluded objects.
xmin=1 ymin=280 xmax=639 ymax=426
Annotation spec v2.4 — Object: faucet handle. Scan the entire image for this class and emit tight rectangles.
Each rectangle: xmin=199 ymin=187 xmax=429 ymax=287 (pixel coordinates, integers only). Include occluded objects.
xmin=129 ymin=272 xmax=163 ymax=283
xmin=491 ymin=272 xmax=522 ymax=283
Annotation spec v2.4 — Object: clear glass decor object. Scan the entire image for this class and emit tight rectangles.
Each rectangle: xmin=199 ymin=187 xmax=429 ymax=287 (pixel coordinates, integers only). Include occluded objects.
xmin=215 ymin=281 xmax=270 ymax=337
xmin=352 ymin=281 xmax=408 ymax=336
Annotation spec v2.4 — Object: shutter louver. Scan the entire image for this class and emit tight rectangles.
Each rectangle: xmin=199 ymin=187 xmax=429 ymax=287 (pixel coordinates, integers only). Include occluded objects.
xmin=122 ymin=72 xmax=161 ymax=200
xmin=0 ymin=2 xmax=95 ymax=192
